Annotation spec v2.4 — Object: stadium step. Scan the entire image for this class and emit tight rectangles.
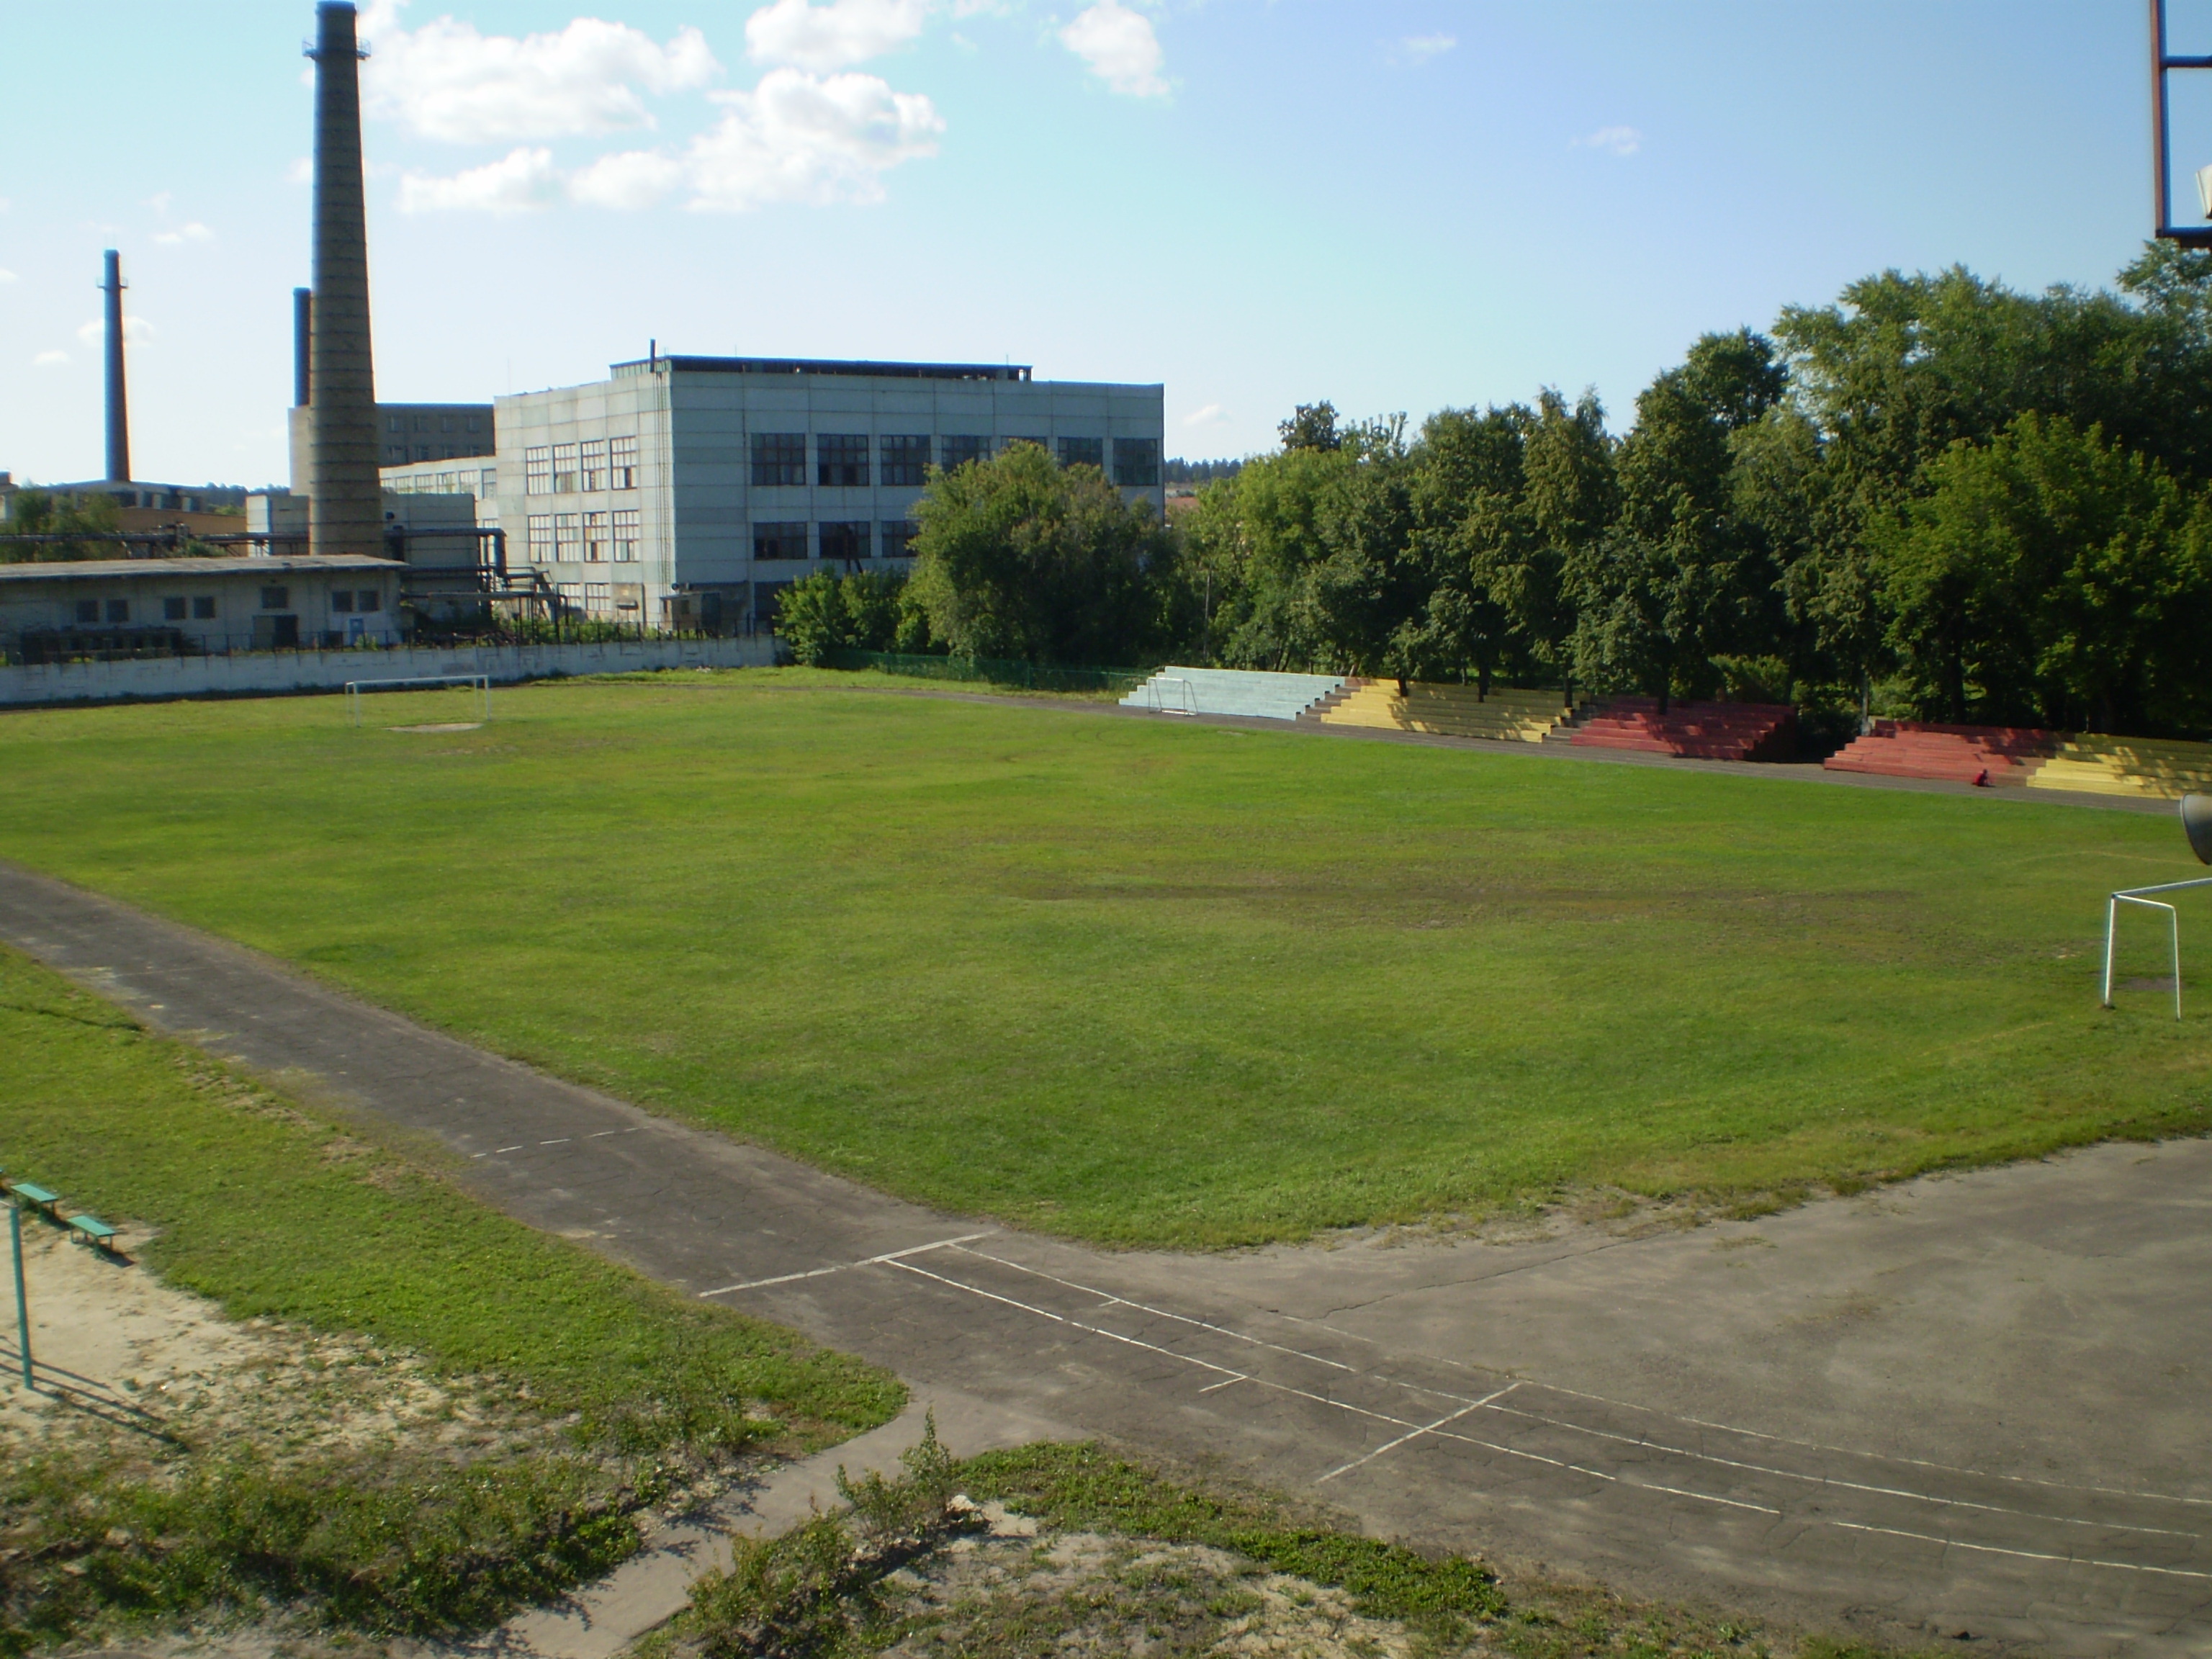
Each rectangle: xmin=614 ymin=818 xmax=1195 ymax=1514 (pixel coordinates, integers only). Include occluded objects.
xmin=1314 ymin=679 xmax=1579 ymax=743
xmin=1823 ymin=721 xmax=2060 ymax=786
xmin=2026 ymin=734 xmax=2212 ymax=799
xmin=1120 ymin=667 xmax=1347 ymax=721
xmin=1567 ymin=698 xmax=1798 ymax=762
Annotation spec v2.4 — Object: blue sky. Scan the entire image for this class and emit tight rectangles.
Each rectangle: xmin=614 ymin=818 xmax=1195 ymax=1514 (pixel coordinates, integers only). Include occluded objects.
xmin=0 ymin=1 xmax=2179 ymax=488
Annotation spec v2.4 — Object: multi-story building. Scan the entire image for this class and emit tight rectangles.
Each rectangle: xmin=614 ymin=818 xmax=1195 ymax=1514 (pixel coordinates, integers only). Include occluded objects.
xmin=462 ymin=355 xmax=1164 ymax=629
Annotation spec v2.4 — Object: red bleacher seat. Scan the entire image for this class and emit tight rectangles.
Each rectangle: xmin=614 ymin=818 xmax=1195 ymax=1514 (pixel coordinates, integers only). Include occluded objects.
xmin=1822 ymin=721 xmax=2060 ymax=785
xmin=1568 ymin=698 xmax=1798 ymax=763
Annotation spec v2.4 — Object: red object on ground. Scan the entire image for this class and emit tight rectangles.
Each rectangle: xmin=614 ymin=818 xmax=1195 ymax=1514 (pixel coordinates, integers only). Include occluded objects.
xmin=1822 ymin=721 xmax=2060 ymax=785
xmin=1568 ymin=698 xmax=1798 ymax=763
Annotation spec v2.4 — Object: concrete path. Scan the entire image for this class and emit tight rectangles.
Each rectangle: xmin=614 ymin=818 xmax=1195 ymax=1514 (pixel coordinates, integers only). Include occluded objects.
xmin=2 ymin=862 xmax=2206 ymax=1658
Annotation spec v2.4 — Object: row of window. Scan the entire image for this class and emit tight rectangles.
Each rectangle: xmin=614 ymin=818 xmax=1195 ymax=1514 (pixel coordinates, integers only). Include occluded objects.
xmin=383 ymin=443 xmax=489 ymax=464
xmin=387 ymin=468 xmax=498 ymax=498
xmin=387 ymin=412 xmax=485 ymax=435
xmin=523 ymin=437 xmax=642 ymax=495
xmin=748 ymin=433 xmax=1159 ymax=489
xmin=752 ymin=521 xmax=918 ymax=561
xmin=524 ymin=509 xmax=644 ymax=564
xmin=68 ymin=588 xmax=382 ymax=626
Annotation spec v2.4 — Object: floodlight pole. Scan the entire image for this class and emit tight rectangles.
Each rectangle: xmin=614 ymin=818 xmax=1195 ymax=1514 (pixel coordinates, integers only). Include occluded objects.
xmin=2101 ymin=875 xmax=2212 ymax=1017
xmin=2151 ymin=0 xmax=2212 ymax=246
xmin=9 ymin=1201 xmax=29 ymax=1391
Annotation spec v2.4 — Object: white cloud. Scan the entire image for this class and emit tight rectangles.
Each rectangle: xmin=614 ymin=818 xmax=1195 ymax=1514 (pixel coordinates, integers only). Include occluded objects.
xmin=1575 ymin=125 xmax=1643 ymax=157
xmin=76 ymin=315 xmax=153 ymax=347
xmin=286 ymin=156 xmax=313 ymax=186
xmin=362 ymin=6 xmax=719 ymax=143
xmin=745 ymin=0 xmax=929 ymax=71
xmin=152 ymin=222 xmax=214 ymax=246
xmin=682 ymin=68 xmax=943 ymax=210
xmin=1060 ymin=1 xmax=1166 ymax=98
xmin=1182 ymin=403 xmax=1229 ymax=429
xmin=33 ymin=350 xmax=68 ymax=367
xmin=569 ymin=147 xmax=686 ymax=210
xmin=1401 ymin=33 xmax=1454 ymax=63
xmin=399 ymin=146 xmax=565 ymax=214
xmin=0 ymin=269 xmax=17 ymax=284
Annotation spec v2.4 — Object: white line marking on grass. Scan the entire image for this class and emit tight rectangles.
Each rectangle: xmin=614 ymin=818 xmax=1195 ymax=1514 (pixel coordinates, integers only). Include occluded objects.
xmin=696 ymin=1233 xmax=999 ymax=1298
xmin=1316 ymin=1384 xmax=1520 ymax=1484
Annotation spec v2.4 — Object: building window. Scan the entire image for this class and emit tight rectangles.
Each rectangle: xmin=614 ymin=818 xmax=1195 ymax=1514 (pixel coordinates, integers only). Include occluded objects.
xmin=880 ymin=520 xmax=918 ymax=559
xmin=583 ymin=510 xmax=609 ymax=562
xmin=552 ymin=442 xmax=580 ymax=493
xmin=467 ymin=413 xmax=482 ymax=434
xmin=554 ymin=512 xmax=582 ymax=560
xmin=754 ymin=579 xmax=791 ymax=626
xmin=331 ymin=590 xmax=354 ymax=613
xmin=817 ymin=434 xmax=869 ymax=487
xmin=387 ymin=413 xmax=403 ymax=433
xmin=751 ymin=433 xmax=806 ymax=487
xmin=1058 ymin=436 xmax=1105 ymax=471
xmin=192 ymin=596 xmax=216 ymax=619
xmin=385 ymin=444 xmax=408 ymax=463
xmin=880 ymin=435 xmax=930 ymax=487
xmin=414 ymin=414 xmax=431 ymax=433
xmin=481 ymin=469 xmax=498 ymax=496
xmin=359 ymin=588 xmax=382 ymax=613
xmin=580 ymin=439 xmax=608 ymax=492
xmin=106 ymin=599 xmax=129 ymax=623
xmin=439 ymin=414 xmax=454 ymax=433
xmin=74 ymin=600 xmax=99 ymax=625
xmin=752 ymin=521 xmax=809 ymax=561
xmin=1113 ymin=436 xmax=1161 ymax=487
xmin=527 ymin=515 xmax=553 ymax=561
xmin=525 ymin=446 xmax=551 ymax=495
xmin=613 ymin=508 xmax=640 ymax=562
xmin=261 ymin=586 xmax=289 ymax=611
xmin=819 ymin=521 xmax=871 ymax=562
xmin=940 ymin=436 xmax=991 ymax=473
xmin=611 ymin=435 xmax=639 ymax=490
xmin=163 ymin=596 xmax=188 ymax=621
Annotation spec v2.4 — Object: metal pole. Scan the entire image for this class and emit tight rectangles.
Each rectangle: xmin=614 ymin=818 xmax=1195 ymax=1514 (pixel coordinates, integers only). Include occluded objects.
xmin=2156 ymin=0 xmax=2173 ymax=233
xmin=2104 ymin=894 xmax=2119 ymax=1007
xmin=10 ymin=1202 xmax=30 ymax=1390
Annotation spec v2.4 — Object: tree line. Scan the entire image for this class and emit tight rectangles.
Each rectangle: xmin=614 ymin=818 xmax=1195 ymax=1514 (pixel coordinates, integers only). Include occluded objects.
xmin=799 ymin=243 xmax=2212 ymax=740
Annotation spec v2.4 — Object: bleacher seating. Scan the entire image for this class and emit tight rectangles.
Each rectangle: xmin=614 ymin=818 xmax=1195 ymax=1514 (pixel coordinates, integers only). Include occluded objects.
xmin=2027 ymin=734 xmax=2212 ymax=799
xmin=1120 ymin=667 xmax=1346 ymax=722
xmin=1313 ymin=679 xmax=1577 ymax=742
xmin=1567 ymin=698 xmax=1797 ymax=762
xmin=1823 ymin=721 xmax=2061 ymax=786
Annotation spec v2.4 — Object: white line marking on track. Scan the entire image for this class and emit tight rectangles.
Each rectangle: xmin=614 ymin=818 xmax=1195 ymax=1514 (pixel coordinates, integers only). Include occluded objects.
xmin=493 ymin=1145 xmax=523 ymax=1154
xmin=1824 ymin=1519 xmax=2212 ymax=1582
xmin=539 ymin=1138 xmax=570 ymax=1146
xmin=1197 ymin=1377 xmax=1248 ymax=1394
xmin=696 ymin=1233 xmax=999 ymax=1298
xmin=1317 ymin=1385 xmax=1521 ymax=1484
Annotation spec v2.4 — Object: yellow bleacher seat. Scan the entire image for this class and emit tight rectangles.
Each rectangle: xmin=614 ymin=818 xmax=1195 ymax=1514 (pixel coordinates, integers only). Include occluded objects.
xmin=2026 ymin=735 xmax=2212 ymax=799
xmin=1318 ymin=680 xmax=1575 ymax=743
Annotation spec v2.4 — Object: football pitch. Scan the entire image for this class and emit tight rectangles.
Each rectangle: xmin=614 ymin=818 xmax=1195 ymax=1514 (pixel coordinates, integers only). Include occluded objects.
xmin=1 ymin=669 xmax=2206 ymax=1248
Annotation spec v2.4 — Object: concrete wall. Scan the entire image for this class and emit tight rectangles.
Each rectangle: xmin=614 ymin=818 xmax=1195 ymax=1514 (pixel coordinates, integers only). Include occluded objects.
xmin=0 ymin=635 xmax=777 ymax=710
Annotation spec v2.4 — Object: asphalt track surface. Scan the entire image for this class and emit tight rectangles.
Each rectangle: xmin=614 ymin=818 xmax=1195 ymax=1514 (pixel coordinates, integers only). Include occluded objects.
xmin=3 ymin=860 xmax=2208 ymax=1658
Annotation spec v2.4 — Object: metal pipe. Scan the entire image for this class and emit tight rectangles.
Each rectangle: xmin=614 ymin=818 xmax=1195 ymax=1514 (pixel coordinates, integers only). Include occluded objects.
xmin=9 ymin=1202 xmax=29 ymax=1391
xmin=101 ymin=250 xmax=130 ymax=484
xmin=293 ymin=287 xmax=313 ymax=408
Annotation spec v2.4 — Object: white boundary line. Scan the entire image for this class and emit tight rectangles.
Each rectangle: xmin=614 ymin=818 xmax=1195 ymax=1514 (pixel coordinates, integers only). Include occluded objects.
xmin=696 ymin=1233 xmax=997 ymax=1298
xmin=1316 ymin=1385 xmax=1520 ymax=1483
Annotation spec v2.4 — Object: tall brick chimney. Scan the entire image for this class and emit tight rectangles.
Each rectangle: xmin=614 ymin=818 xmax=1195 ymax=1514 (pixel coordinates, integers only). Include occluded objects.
xmin=307 ymin=2 xmax=381 ymax=557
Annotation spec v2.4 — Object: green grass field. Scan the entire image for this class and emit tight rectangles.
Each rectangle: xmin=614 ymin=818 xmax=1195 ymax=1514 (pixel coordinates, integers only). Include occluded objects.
xmin=2 ymin=668 xmax=2208 ymax=1246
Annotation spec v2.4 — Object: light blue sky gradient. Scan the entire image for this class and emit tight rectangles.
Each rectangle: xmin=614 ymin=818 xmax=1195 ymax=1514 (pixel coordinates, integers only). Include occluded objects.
xmin=0 ymin=2 xmax=2180 ymax=488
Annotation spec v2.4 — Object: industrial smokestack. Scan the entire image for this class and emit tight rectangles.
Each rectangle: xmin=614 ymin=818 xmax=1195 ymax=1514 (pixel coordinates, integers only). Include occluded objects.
xmin=100 ymin=249 xmax=130 ymax=484
xmin=307 ymin=1 xmax=380 ymax=558
xmin=293 ymin=287 xmax=313 ymax=408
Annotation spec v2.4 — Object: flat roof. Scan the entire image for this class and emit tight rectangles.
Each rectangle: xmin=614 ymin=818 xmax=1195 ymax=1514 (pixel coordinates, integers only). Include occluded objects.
xmin=0 ymin=556 xmax=403 ymax=583
xmin=611 ymin=354 xmax=1033 ymax=383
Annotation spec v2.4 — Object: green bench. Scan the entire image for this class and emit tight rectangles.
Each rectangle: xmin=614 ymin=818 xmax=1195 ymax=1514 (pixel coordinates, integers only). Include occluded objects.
xmin=6 ymin=1182 xmax=59 ymax=1220
xmin=68 ymin=1214 xmax=120 ymax=1253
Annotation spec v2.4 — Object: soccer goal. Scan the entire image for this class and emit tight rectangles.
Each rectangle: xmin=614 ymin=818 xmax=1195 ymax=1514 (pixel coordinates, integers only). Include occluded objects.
xmin=1146 ymin=675 xmax=1197 ymax=716
xmin=345 ymin=673 xmax=493 ymax=729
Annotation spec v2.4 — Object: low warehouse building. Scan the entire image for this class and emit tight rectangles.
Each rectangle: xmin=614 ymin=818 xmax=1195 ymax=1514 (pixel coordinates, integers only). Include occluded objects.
xmin=0 ymin=556 xmax=403 ymax=662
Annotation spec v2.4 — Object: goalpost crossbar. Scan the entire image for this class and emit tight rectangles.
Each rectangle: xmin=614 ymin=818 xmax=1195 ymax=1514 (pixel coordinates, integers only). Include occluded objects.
xmin=345 ymin=674 xmax=493 ymax=727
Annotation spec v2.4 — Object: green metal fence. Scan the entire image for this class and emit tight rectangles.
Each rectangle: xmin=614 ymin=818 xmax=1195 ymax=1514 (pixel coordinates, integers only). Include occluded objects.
xmin=821 ymin=649 xmax=1154 ymax=696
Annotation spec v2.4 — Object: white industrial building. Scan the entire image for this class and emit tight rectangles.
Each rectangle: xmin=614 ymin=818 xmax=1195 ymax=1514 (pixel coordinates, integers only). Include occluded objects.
xmin=0 ymin=555 xmax=403 ymax=662
xmin=379 ymin=356 xmax=1166 ymax=631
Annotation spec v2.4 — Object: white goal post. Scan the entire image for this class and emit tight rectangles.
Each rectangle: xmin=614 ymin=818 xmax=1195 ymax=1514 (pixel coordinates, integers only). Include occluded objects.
xmin=1146 ymin=675 xmax=1197 ymax=716
xmin=2101 ymin=874 xmax=2212 ymax=1020
xmin=345 ymin=674 xmax=493 ymax=727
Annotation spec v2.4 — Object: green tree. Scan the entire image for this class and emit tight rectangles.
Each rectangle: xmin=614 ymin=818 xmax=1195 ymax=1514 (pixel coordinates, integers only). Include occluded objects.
xmin=1 ymin=488 xmax=125 ymax=562
xmin=904 ymin=442 xmax=1174 ymax=664
xmin=1278 ymin=402 xmax=1342 ymax=453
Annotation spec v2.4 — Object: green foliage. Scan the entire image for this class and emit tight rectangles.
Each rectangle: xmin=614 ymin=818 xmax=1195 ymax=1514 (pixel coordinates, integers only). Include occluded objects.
xmin=775 ymin=571 xmax=914 ymax=666
xmin=1 ymin=487 xmax=125 ymax=562
xmin=905 ymin=442 xmax=1177 ymax=665
xmin=958 ymin=1444 xmax=1504 ymax=1632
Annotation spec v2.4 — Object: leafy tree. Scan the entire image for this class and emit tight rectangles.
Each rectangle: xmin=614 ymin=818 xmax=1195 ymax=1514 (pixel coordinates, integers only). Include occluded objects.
xmin=1 ymin=488 xmax=125 ymax=562
xmin=773 ymin=570 xmax=910 ymax=665
xmin=904 ymin=442 xmax=1174 ymax=664
xmin=1278 ymin=403 xmax=1342 ymax=453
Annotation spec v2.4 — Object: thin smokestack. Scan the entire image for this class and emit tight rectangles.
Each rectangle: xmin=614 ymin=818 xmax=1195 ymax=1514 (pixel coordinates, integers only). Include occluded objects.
xmin=293 ymin=287 xmax=313 ymax=408
xmin=101 ymin=249 xmax=130 ymax=484
xmin=307 ymin=1 xmax=380 ymax=558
